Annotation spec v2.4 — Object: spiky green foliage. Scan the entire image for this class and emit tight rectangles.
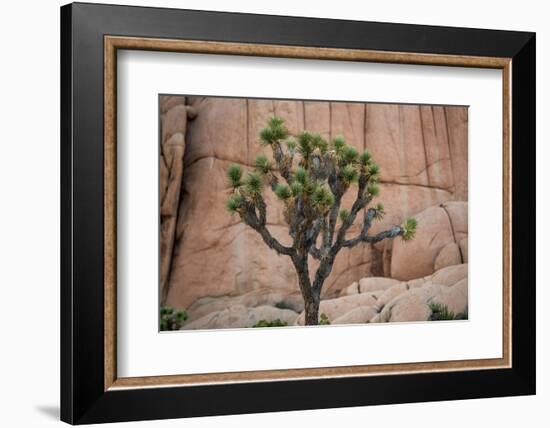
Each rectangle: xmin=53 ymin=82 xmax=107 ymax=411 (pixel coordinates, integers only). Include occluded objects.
xmin=252 ymin=319 xmax=288 ymax=328
xmin=244 ymin=172 xmax=263 ymax=194
xmin=275 ymin=183 xmax=292 ymax=200
xmin=373 ymin=203 xmax=385 ymax=220
xmin=340 ymin=164 xmax=359 ymax=184
xmin=226 ymin=193 xmax=243 ymax=213
xmin=401 ymin=217 xmax=418 ymax=241
xmin=286 ymin=139 xmax=297 ymax=152
xmin=341 ymin=145 xmax=359 ymax=164
xmin=270 ymin=118 xmax=289 ymax=140
xmin=290 ymin=181 xmax=303 ymax=196
xmin=367 ymin=183 xmax=380 ymax=197
xmin=259 ymin=127 xmax=275 ymax=145
xmin=312 ymin=186 xmax=334 ymax=210
xmin=268 ymin=116 xmax=284 ymax=127
xmin=255 ymin=154 xmax=272 ymax=175
xmin=312 ymin=134 xmax=328 ymax=154
xmin=294 ymin=166 xmax=308 ymax=184
xmin=319 ymin=313 xmax=331 ymax=325
xmin=259 ymin=116 xmax=289 ymax=145
xmin=428 ymin=303 xmax=467 ymax=321
xmin=227 ymin=164 xmax=243 ymax=188
xmin=302 ymin=179 xmax=317 ymax=195
xmin=332 ymin=136 xmax=346 ymax=153
xmin=297 ymin=131 xmax=314 ymax=157
xmin=160 ymin=307 xmax=188 ymax=331
xmin=359 ymin=150 xmax=372 ymax=166
xmin=368 ymin=163 xmax=380 ymax=176
xmin=339 ymin=208 xmax=350 ymax=223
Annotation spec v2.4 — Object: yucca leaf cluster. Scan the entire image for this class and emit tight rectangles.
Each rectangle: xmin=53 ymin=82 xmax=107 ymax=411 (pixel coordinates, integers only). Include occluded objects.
xmin=225 ymin=116 xmax=415 ymax=238
xmin=401 ymin=217 xmax=418 ymax=241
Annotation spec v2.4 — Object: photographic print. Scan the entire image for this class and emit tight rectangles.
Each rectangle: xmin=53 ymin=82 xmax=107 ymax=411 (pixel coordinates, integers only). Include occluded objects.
xmin=159 ymin=96 xmax=468 ymax=331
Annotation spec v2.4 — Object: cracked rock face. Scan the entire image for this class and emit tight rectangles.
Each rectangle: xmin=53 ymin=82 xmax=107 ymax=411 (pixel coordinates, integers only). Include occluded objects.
xmin=160 ymin=97 xmax=468 ymax=312
xmin=389 ymin=201 xmax=468 ymax=280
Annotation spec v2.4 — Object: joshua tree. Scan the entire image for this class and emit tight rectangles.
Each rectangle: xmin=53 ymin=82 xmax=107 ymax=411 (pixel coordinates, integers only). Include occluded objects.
xmin=226 ymin=117 xmax=417 ymax=325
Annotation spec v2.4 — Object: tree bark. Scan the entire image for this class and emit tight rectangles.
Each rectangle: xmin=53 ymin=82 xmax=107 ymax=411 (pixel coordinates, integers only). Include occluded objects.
xmin=293 ymin=252 xmax=320 ymax=326
xmin=304 ymin=296 xmax=320 ymax=326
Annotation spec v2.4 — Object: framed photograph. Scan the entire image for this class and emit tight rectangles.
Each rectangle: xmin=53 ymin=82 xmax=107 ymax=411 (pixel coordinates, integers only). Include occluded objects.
xmin=60 ymin=2 xmax=535 ymax=424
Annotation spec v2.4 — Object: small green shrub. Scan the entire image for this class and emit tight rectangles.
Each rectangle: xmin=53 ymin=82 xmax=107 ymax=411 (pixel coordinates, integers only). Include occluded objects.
xmin=160 ymin=306 xmax=188 ymax=331
xmin=252 ymin=319 xmax=288 ymax=328
xmin=319 ymin=313 xmax=331 ymax=325
xmin=429 ymin=303 xmax=467 ymax=321
xmin=456 ymin=306 xmax=468 ymax=320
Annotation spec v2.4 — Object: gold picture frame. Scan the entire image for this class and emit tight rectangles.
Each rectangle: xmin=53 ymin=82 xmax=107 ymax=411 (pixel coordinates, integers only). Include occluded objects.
xmin=103 ymin=36 xmax=512 ymax=391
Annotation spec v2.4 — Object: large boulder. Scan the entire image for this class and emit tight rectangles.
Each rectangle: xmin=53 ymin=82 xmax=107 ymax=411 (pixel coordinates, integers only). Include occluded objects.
xmin=185 ymin=289 xmax=305 ymax=321
xmin=182 ymin=305 xmax=299 ymax=330
xmin=374 ymin=264 xmax=468 ymax=323
xmin=390 ymin=202 xmax=467 ymax=280
xmin=375 ymin=283 xmax=409 ymax=309
xmin=340 ymin=277 xmax=401 ymax=296
xmin=359 ymin=277 xmax=401 ymax=293
xmin=332 ymin=306 xmax=379 ymax=325
xmin=434 ymin=242 xmax=462 ymax=271
xmin=295 ymin=293 xmax=378 ymax=325
xmin=374 ymin=288 xmax=435 ymax=323
xmin=431 ymin=264 xmax=468 ymax=287
xmin=432 ymin=278 xmax=468 ymax=315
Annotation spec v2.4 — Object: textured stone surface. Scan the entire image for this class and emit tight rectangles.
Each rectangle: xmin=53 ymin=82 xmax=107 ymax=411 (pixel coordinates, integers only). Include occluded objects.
xmin=178 ymin=264 xmax=468 ymax=328
xmin=375 ymin=283 xmax=409 ymax=309
xmin=185 ymin=289 xmax=305 ymax=322
xmin=434 ymin=242 xmax=462 ymax=271
xmin=376 ymin=289 xmax=434 ymax=323
xmin=295 ymin=293 xmax=379 ymax=325
xmin=359 ymin=277 xmax=400 ymax=293
xmin=431 ymin=264 xmax=468 ymax=287
xmin=375 ymin=265 xmax=468 ymax=323
xmin=159 ymin=96 xmax=196 ymax=302
xmin=160 ymin=97 xmax=468 ymax=315
xmin=332 ymin=306 xmax=379 ymax=325
xmin=390 ymin=202 xmax=467 ymax=280
xmin=182 ymin=305 xmax=299 ymax=330
xmin=341 ymin=281 xmax=360 ymax=296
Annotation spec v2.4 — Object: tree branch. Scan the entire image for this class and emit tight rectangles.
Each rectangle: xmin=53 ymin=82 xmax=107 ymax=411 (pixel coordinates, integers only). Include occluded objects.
xmin=271 ymin=142 xmax=293 ymax=185
xmin=254 ymin=223 xmax=296 ymax=256
xmin=240 ymin=200 xmax=295 ymax=256
xmin=340 ymin=208 xmax=376 ymax=248
xmin=363 ymin=226 xmax=403 ymax=243
xmin=342 ymin=207 xmax=403 ymax=248
xmin=306 ymin=218 xmax=324 ymax=260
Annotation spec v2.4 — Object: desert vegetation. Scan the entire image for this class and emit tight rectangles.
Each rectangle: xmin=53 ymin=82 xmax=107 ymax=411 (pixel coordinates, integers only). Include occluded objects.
xmin=160 ymin=306 xmax=188 ymax=331
xmin=225 ymin=117 xmax=417 ymax=325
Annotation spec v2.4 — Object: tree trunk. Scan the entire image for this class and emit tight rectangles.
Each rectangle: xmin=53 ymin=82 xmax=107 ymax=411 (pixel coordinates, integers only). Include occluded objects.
xmin=304 ymin=297 xmax=320 ymax=326
xmin=293 ymin=253 xmax=321 ymax=326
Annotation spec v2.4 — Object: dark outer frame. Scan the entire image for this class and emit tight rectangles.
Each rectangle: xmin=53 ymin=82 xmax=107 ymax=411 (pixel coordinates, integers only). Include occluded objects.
xmin=61 ymin=2 xmax=536 ymax=424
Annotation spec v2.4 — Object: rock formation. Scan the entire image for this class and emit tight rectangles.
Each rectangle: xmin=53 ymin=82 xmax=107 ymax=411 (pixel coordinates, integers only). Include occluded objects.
xmin=159 ymin=96 xmax=196 ymax=303
xmin=182 ymin=263 xmax=468 ymax=329
xmin=159 ymin=96 xmax=468 ymax=323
